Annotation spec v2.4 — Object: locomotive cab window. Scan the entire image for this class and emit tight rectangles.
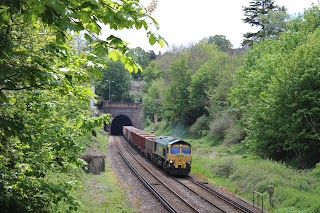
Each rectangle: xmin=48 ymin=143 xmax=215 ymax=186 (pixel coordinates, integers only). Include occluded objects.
xmin=170 ymin=147 xmax=180 ymax=154
xmin=182 ymin=147 xmax=191 ymax=155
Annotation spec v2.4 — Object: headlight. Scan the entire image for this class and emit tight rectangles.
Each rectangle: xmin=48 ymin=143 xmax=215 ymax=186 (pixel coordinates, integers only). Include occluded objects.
xmin=186 ymin=160 xmax=191 ymax=164
xmin=169 ymin=160 xmax=174 ymax=164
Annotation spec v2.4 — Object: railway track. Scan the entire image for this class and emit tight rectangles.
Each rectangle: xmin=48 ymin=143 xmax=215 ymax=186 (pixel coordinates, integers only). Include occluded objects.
xmin=115 ymin=136 xmax=262 ymax=213
xmin=175 ymin=176 xmax=259 ymax=213
xmin=116 ymin=136 xmax=202 ymax=212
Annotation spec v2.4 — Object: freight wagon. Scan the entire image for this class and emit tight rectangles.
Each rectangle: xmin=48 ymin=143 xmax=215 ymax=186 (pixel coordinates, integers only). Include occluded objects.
xmin=123 ymin=126 xmax=192 ymax=176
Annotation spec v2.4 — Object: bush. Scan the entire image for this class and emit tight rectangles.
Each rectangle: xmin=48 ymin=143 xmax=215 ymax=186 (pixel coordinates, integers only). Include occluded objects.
xmin=209 ymin=113 xmax=234 ymax=137
xmin=223 ymin=124 xmax=246 ymax=146
xmin=211 ymin=157 xmax=237 ymax=177
xmin=189 ymin=115 xmax=209 ymax=137
xmin=311 ymin=163 xmax=320 ymax=178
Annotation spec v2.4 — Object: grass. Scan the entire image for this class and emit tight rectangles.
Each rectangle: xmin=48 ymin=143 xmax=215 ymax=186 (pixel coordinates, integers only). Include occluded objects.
xmin=151 ymin=125 xmax=320 ymax=213
xmin=73 ymin=168 xmax=136 ymax=213
xmin=54 ymin=124 xmax=320 ymax=213
xmin=53 ymin=128 xmax=137 ymax=213
xmin=74 ymin=128 xmax=136 ymax=213
xmin=192 ymin=141 xmax=320 ymax=213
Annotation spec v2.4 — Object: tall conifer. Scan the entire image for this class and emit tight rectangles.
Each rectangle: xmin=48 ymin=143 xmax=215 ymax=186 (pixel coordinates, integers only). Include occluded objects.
xmin=242 ymin=0 xmax=286 ymax=46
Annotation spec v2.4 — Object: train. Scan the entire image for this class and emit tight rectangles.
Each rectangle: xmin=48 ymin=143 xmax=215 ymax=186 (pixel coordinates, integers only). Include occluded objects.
xmin=122 ymin=126 xmax=192 ymax=176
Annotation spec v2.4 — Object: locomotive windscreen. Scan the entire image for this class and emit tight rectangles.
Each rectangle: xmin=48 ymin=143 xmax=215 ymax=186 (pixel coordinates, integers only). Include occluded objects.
xmin=182 ymin=147 xmax=191 ymax=155
xmin=170 ymin=147 xmax=180 ymax=154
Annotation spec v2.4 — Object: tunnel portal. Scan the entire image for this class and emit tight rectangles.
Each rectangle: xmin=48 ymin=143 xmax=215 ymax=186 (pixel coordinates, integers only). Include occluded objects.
xmin=110 ymin=115 xmax=133 ymax=135
xmin=102 ymin=101 xmax=142 ymax=135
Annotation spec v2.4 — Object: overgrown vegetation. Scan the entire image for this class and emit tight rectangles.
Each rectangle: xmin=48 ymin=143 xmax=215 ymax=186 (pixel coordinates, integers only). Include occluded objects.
xmin=0 ymin=0 xmax=162 ymax=212
xmin=151 ymin=123 xmax=320 ymax=213
xmin=2 ymin=0 xmax=319 ymax=211
xmin=141 ymin=5 xmax=320 ymax=212
xmin=64 ymin=129 xmax=136 ymax=213
xmin=231 ymin=5 xmax=320 ymax=168
xmin=242 ymin=0 xmax=288 ymax=46
xmin=142 ymin=4 xmax=320 ymax=169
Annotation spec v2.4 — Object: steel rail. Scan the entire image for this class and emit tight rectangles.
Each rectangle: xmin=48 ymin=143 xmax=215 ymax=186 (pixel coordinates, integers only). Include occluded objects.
xmin=116 ymin=137 xmax=200 ymax=213
xmin=187 ymin=175 xmax=256 ymax=213
xmin=117 ymin=147 xmax=177 ymax=213
xmin=174 ymin=177 xmax=227 ymax=213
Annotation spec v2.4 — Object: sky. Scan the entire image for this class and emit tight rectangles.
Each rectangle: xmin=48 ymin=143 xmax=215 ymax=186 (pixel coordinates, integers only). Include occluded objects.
xmin=101 ymin=0 xmax=318 ymax=53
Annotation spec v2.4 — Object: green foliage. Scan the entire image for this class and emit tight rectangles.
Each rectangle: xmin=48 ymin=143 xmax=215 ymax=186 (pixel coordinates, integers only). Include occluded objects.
xmin=223 ymin=124 xmax=246 ymax=146
xmin=95 ymin=60 xmax=132 ymax=102
xmin=189 ymin=115 xmax=209 ymax=138
xmin=0 ymin=19 xmax=109 ymax=211
xmin=130 ymin=91 xmax=144 ymax=103
xmin=201 ymin=35 xmax=232 ymax=52
xmin=1 ymin=0 xmax=164 ymax=71
xmin=162 ymin=55 xmax=192 ymax=124
xmin=209 ymin=112 xmax=234 ymax=137
xmin=142 ymin=60 xmax=163 ymax=85
xmin=242 ymin=0 xmax=287 ymax=45
xmin=52 ymin=129 xmax=137 ymax=213
xmin=311 ymin=163 xmax=320 ymax=178
xmin=206 ymin=55 xmax=241 ymax=109
xmin=232 ymin=5 xmax=320 ymax=168
xmin=128 ymin=47 xmax=152 ymax=79
xmin=141 ymin=79 xmax=164 ymax=121
xmin=208 ymin=108 xmax=242 ymax=141
xmin=0 ymin=0 xmax=162 ymax=211
xmin=0 ymin=89 xmax=111 ymax=212
xmin=211 ymin=157 xmax=237 ymax=178
xmin=258 ymin=9 xmax=288 ymax=38
xmin=128 ymin=47 xmax=151 ymax=69
xmin=187 ymin=45 xmax=223 ymax=116
xmin=142 ymin=41 xmax=243 ymax=130
xmin=186 ymin=134 xmax=320 ymax=212
xmin=228 ymin=157 xmax=320 ymax=212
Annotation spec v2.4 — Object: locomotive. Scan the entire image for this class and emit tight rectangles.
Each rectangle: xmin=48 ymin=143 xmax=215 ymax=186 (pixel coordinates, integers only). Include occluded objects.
xmin=122 ymin=126 xmax=192 ymax=176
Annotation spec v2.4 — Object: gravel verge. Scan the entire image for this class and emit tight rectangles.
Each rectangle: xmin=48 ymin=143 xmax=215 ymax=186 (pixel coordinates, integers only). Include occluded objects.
xmin=107 ymin=136 xmax=168 ymax=213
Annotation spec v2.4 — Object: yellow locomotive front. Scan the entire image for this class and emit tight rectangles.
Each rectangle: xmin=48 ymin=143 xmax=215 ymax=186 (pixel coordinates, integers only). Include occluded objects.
xmin=153 ymin=136 xmax=192 ymax=176
xmin=166 ymin=142 xmax=192 ymax=176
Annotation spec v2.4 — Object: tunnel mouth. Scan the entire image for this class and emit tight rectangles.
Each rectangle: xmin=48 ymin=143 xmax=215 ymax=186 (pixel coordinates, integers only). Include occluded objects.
xmin=110 ymin=115 xmax=133 ymax=135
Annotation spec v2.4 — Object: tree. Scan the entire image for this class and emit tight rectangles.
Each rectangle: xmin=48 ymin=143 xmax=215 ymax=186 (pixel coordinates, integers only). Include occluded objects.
xmin=95 ymin=60 xmax=132 ymax=102
xmin=129 ymin=47 xmax=151 ymax=69
xmin=0 ymin=0 xmax=163 ymax=211
xmin=231 ymin=5 xmax=320 ymax=168
xmin=187 ymin=44 xmax=224 ymax=122
xmin=0 ymin=0 xmax=165 ymax=98
xmin=142 ymin=79 xmax=164 ymax=123
xmin=71 ymin=31 xmax=91 ymax=54
xmin=142 ymin=61 xmax=162 ymax=85
xmin=201 ymin=35 xmax=232 ymax=52
xmin=128 ymin=47 xmax=151 ymax=79
xmin=141 ymin=42 xmax=244 ymax=128
xmin=149 ymin=50 xmax=157 ymax=60
xmin=242 ymin=0 xmax=287 ymax=45
xmin=0 ymin=21 xmax=111 ymax=212
xmin=162 ymin=56 xmax=192 ymax=124
xmin=258 ymin=9 xmax=288 ymax=39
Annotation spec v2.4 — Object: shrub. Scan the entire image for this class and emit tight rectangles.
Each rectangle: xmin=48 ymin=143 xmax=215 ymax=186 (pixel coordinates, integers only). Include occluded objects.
xmin=223 ymin=124 xmax=246 ymax=146
xmin=211 ymin=157 xmax=237 ymax=177
xmin=311 ymin=163 xmax=320 ymax=178
xmin=189 ymin=115 xmax=209 ymax=137
xmin=209 ymin=113 xmax=234 ymax=137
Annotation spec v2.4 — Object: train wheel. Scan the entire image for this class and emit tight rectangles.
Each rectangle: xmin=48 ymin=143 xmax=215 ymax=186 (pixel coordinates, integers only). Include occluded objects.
xmin=152 ymin=157 xmax=156 ymax=164
xmin=163 ymin=162 xmax=167 ymax=172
